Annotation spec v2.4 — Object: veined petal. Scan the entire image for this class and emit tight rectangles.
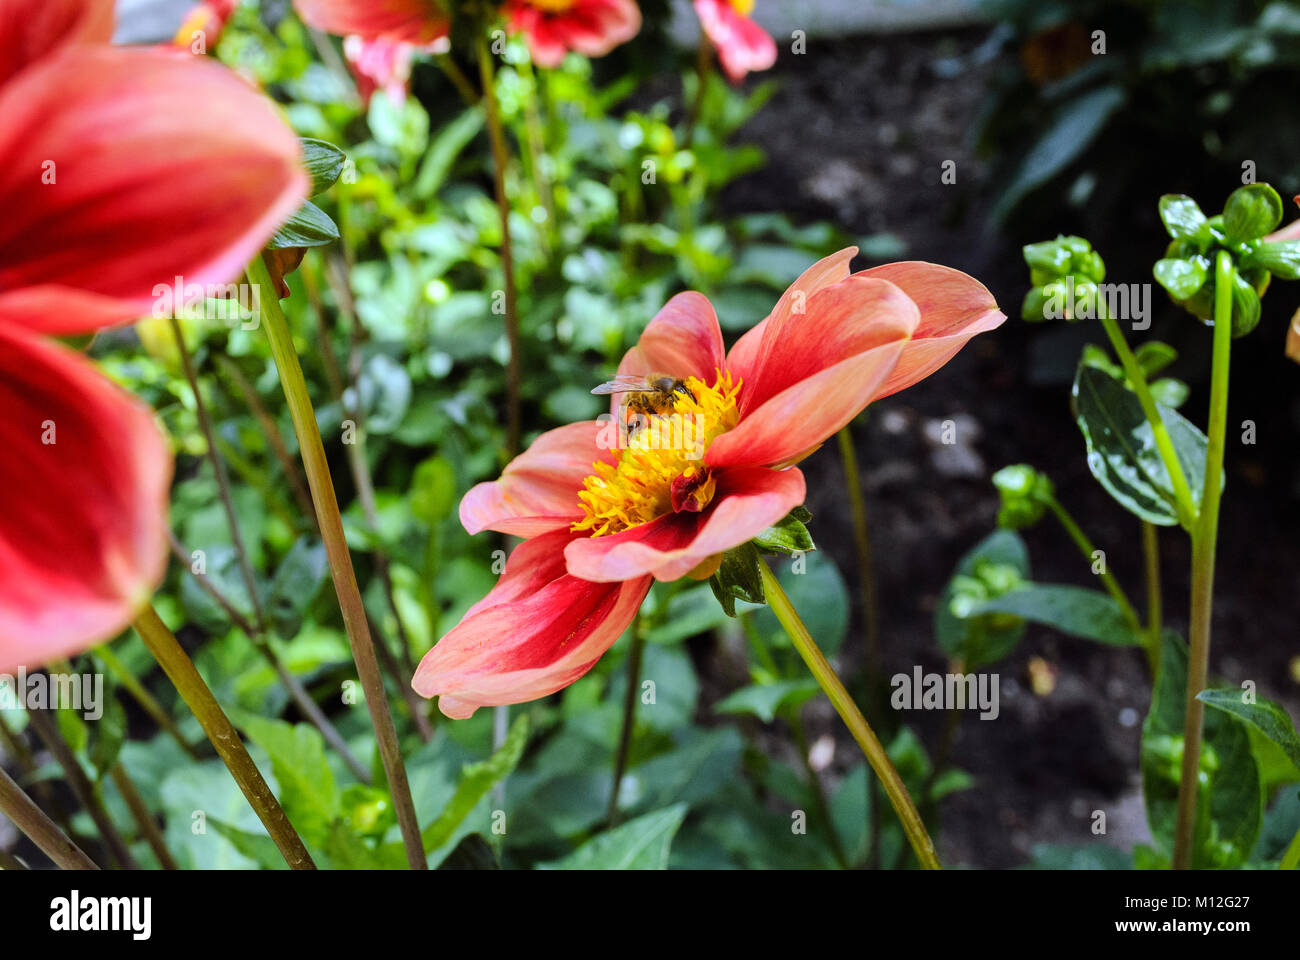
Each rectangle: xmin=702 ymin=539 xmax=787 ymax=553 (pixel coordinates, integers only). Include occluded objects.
xmin=856 ymin=261 xmax=1006 ymax=399
xmin=0 ymin=327 xmax=171 ymax=672
xmin=293 ymin=0 xmax=450 ymax=44
xmin=563 ymin=465 xmax=805 ymax=582
xmin=729 ymin=273 xmax=919 ymax=420
xmin=0 ymin=46 xmax=307 ymax=334
xmin=412 ymin=530 xmax=650 ymax=718
xmin=0 ymin=0 xmax=112 ymax=86
xmin=460 ymin=420 xmax=616 ymax=536
xmin=614 ymin=290 xmax=726 ymax=387
xmin=706 ymin=338 xmax=907 ymax=469
xmin=726 ymin=246 xmax=857 ymax=386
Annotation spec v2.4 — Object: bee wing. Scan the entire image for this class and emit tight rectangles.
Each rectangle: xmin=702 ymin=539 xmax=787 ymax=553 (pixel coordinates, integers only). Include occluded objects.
xmin=591 ymin=375 xmax=651 ymax=396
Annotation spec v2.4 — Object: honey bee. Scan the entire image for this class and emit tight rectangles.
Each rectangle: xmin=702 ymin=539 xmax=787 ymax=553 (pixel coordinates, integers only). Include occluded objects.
xmin=591 ymin=374 xmax=696 ymax=436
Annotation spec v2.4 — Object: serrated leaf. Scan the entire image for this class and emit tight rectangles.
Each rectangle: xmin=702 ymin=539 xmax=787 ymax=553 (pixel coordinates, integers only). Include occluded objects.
xmin=235 ymin=714 xmax=339 ymax=846
xmin=1072 ymin=363 xmax=1211 ymax=526
xmin=1198 ymin=690 xmax=1300 ymax=770
xmin=752 ymin=509 xmax=814 ymax=555
xmin=421 ymin=714 xmax=529 ymax=855
xmin=300 ymin=138 xmax=346 ymax=196
xmin=538 ymin=803 xmax=688 ymax=870
xmin=973 ymin=583 xmax=1143 ymax=646
xmin=267 ymin=199 xmax=339 ymax=250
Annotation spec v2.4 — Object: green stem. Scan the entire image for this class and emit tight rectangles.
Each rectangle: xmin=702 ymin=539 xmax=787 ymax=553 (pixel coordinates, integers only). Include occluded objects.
xmin=476 ymin=34 xmax=522 ymax=460
xmin=1046 ymin=496 xmax=1141 ymax=630
xmin=249 ymin=256 xmax=425 ymax=870
xmin=1097 ymin=311 xmax=1198 ymax=530
xmin=836 ymin=425 xmax=881 ymax=673
xmin=133 ymin=605 xmax=316 ymax=869
xmin=607 ymin=617 xmax=646 ymax=827
xmin=1172 ymin=251 xmax=1234 ymax=870
xmin=757 ymin=557 xmax=941 ymax=870
xmin=96 ymin=643 xmax=200 ymax=760
xmin=110 ymin=763 xmax=178 ymax=870
xmin=1142 ymin=520 xmax=1162 ymax=675
xmin=24 ymin=705 xmax=138 ymax=869
xmin=517 ymin=56 xmax=555 ymax=254
xmin=0 ymin=766 xmax=98 ymax=870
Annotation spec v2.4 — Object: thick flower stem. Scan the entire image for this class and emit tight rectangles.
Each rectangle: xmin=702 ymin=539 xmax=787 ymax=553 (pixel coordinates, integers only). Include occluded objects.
xmin=132 ymin=605 xmax=316 ymax=869
xmin=608 ymin=617 xmax=646 ymax=827
xmin=1045 ymin=495 xmax=1142 ymax=632
xmin=836 ymin=425 xmax=881 ymax=672
xmin=0 ymin=766 xmax=98 ymax=870
xmin=1172 ymin=252 xmax=1234 ymax=870
xmin=476 ymin=34 xmax=522 ymax=459
xmin=250 ymin=255 xmax=425 ymax=870
xmin=1097 ymin=310 xmax=1198 ymax=530
xmin=757 ymin=557 xmax=941 ymax=870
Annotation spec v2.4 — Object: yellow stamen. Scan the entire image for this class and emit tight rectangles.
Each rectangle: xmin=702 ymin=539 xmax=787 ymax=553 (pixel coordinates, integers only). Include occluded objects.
xmin=730 ymin=0 xmax=757 ymax=16
xmin=572 ymin=371 xmax=741 ymax=537
xmin=528 ymin=0 xmax=579 ymax=12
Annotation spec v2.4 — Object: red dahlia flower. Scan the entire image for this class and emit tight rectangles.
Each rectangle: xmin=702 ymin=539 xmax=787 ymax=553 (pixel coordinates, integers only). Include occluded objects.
xmin=344 ymin=34 xmax=445 ymax=105
xmin=505 ymin=0 xmax=641 ymax=69
xmin=693 ymin=0 xmax=776 ymax=83
xmin=0 ymin=0 xmax=306 ymax=670
xmin=413 ymin=248 xmax=1005 ymax=717
xmin=294 ymin=0 xmax=451 ymax=46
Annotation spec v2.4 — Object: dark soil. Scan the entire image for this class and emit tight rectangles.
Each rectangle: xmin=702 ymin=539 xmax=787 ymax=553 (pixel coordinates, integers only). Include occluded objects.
xmin=720 ymin=29 xmax=1300 ymax=868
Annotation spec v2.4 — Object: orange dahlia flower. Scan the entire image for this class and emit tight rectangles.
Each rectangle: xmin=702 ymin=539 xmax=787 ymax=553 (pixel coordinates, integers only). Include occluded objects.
xmin=505 ymin=0 xmax=641 ymax=69
xmin=413 ymin=249 xmax=1004 ymax=717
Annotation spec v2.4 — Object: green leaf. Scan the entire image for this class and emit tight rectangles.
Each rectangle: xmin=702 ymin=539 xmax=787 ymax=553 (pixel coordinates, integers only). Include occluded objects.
xmin=752 ymin=508 xmax=815 ymax=555
xmin=208 ymin=817 xmax=290 ymax=870
xmin=750 ymin=553 xmax=849 ymax=655
xmin=87 ymin=682 xmax=127 ymax=778
xmin=1153 ymin=257 xmax=1207 ymax=300
xmin=1222 ymin=183 xmax=1283 ymax=244
xmin=414 ymin=108 xmax=484 ymax=199
xmin=438 ymin=833 xmax=500 ymax=870
xmin=1198 ymin=690 xmax=1300 ymax=770
xmin=1148 ymin=377 xmax=1189 ymax=409
xmin=1072 ymin=363 xmax=1211 ymax=526
xmin=973 ymin=584 xmax=1143 ymax=646
xmin=300 ymin=138 xmax=346 ymax=196
xmin=1245 ymin=239 xmax=1300 ymax=280
xmin=1157 ymin=194 xmax=1209 ymax=240
xmin=235 ymin=714 xmax=339 ymax=845
xmin=421 ymin=714 xmax=529 ymax=855
xmin=714 ymin=679 xmax=820 ymax=723
xmin=1134 ymin=340 xmax=1178 ymax=378
xmin=410 ymin=456 xmax=457 ymax=524
xmin=538 ymin=803 xmax=688 ymax=869
xmin=267 ymin=538 xmax=328 ymax=641
xmin=266 ymin=199 xmax=339 ymax=250
xmin=1141 ymin=632 xmax=1261 ymax=868
xmin=1228 ymin=271 xmax=1262 ymax=337
xmin=708 ymin=541 xmax=764 ymax=617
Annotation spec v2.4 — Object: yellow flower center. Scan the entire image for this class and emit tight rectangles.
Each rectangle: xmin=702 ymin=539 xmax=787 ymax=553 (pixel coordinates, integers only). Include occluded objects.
xmin=729 ymin=0 xmax=756 ymax=16
xmin=572 ymin=371 xmax=742 ymax=538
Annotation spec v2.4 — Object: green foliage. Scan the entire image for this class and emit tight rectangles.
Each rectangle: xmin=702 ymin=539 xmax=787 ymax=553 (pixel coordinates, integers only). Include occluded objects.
xmin=936 ymin=530 xmax=1030 ymax=669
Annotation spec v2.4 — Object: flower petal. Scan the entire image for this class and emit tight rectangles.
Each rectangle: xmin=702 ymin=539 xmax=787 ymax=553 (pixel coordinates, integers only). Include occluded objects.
xmin=725 ymin=246 xmax=857 ymax=386
xmin=0 ymin=0 xmax=112 ymax=87
xmin=412 ymin=530 xmax=650 ymax=717
xmin=615 ymin=290 xmax=726 ymax=382
xmin=460 ymin=420 xmax=616 ymax=536
xmin=509 ymin=0 xmax=640 ymax=65
xmin=293 ymin=0 xmax=450 ymax=44
xmin=0 ymin=328 xmax=171 ymax=672
xmin=694 ymin=0 xmax=776 ymax=82
xmin=0 ymin=46 xmax=307 ymax=334
xmin=856 ymin=261 xmax=1006 ymax=399
xmin=563 ymin=465 xmax=805 ymax=582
